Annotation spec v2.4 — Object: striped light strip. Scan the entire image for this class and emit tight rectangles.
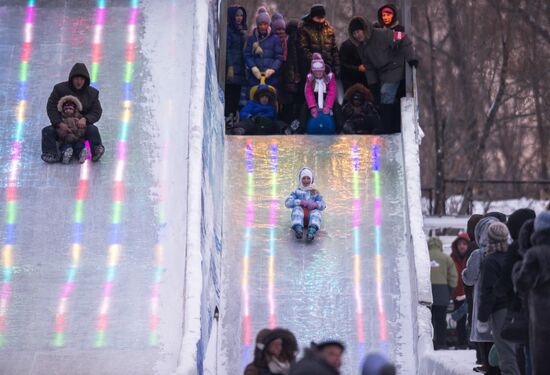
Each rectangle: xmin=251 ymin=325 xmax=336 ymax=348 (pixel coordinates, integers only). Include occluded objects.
xmin=268 ymin=140 xmax=278 ymax=328
xmin=241 ymin=139 xmax=254 ymax=367
xmin=372 ymin=138 xmax=387 ymax=344
xmin=94 ymin=0 xmax=139 ymax=348
xmin=53 ymin=0 xmax=106 ymax=347
xmin=0 ymin=0 xmax=36 ymax=348
xmin=148 ymin=137 xmax=169 ymax=346
xmin=351 ymin=140 xmax=365 ymax=351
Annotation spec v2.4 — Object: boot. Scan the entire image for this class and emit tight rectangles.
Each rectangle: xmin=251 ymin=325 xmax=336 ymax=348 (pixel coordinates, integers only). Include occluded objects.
xmin=306 ymin=226 xmax=318 ymax=241
xmin=292 ymin=224 xmax=304 ymax=239
xmin=61 ymin=147 xmax=73 ymax=164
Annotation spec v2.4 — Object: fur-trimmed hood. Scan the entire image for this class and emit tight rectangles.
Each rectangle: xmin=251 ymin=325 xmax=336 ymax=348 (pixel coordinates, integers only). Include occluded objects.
xmin=344 ymin=83 xmax=374 ymax=102
xmin=57 ymin=95 xmax=83 ymax=112
xmin=347 ymin=16 xmax=371 ymax=43
xmin=376 ymin=3 xmax=400 ymax=29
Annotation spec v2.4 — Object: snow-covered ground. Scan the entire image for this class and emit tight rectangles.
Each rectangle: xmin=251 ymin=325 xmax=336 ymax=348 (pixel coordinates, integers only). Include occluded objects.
xmin=422 ymin=350 xmax=477 ymax=375
xmin=422 ymin=196 xmax=549 ymax=216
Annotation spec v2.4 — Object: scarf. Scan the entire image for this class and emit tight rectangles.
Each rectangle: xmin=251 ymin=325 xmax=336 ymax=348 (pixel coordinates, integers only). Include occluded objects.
xmin=314 ymin=78 xmax=326 ymax=109
xmin=267 ymin=358 xmax=291 ymax=374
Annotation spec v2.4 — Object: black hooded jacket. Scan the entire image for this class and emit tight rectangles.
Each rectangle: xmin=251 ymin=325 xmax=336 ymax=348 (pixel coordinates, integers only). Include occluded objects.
xmin=339 ymin=17 xmax=370 ymax=90
xmin=47 ymin=63 xmax=102 ymax=127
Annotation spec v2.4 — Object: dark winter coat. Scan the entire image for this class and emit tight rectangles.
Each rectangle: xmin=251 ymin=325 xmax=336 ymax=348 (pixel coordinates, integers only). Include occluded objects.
xmin=289 ymin=349 xmax=339 ymax=375
xmin=297 ymin=17 xmax=340 ymax=77
xmin=450 ymin=233 xmax=472 ymax=299
xmin=341 ymin=84 xmax=380 ymax=133
xmin=281 ymin=21 xmax=302 ymax=94
xmin=47 ymin=63 xmax=102 ymax=127
xmin=340 ymin=17 xmax=370 ymax=91
xmin=514 ymin=228 xmax=550 ymax=375
xmin=244 ymin=29 xmax=283 ymax=86
xmin=226 ymin=5 xmax=248 ymax=86
xmin=357 ymin=21 xmax=416 ymax=84
xmin=429 ymin=237 xmax=458 ymax=306
xmin=56 ymin=95 xmax=85 ymax=144
xmin=495 ymin=209 xmax=536 ymax=304
xmin=373 ymin=3 xmax=405 ymax=32
xmin=462 ymin=217 xmax=499 ymax=342
xmin=240 ymin=100 xmax=277 ymax=120
xmin=478 ymin=249 xmax=509 ymax=322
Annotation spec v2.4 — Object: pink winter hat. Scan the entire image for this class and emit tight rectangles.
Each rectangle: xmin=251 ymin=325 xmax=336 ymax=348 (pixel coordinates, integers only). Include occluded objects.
xmin=311 ymin=52 xmax=325 ymax=73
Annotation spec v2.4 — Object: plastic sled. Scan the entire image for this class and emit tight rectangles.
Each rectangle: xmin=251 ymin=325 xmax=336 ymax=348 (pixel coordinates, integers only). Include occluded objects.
xmin=306 ymin=113 xmax=336 ymax=135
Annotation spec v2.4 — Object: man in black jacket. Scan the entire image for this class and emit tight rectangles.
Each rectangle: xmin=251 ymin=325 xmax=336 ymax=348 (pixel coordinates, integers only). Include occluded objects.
xmin=42 ymin=63 xmax=105 ymax=163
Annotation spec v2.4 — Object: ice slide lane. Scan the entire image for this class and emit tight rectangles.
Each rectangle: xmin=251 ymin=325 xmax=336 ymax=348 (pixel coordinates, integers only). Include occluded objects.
xmin=0 ymin=1 xmax=192 ymax=373
xmin=220 ymin=136 xmax=416 ymax=375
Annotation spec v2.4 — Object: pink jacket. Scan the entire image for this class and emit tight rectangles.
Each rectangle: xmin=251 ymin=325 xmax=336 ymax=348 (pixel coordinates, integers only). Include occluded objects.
xmin=304 ymin=72 xmax=337 ymax=111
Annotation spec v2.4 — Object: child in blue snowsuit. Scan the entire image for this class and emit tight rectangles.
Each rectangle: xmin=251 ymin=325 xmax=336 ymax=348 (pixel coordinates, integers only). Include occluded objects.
xmin=232 ymin=85 xmax=285 ymax=135
xmin=285 ymin=167 xmax=326 ymax=240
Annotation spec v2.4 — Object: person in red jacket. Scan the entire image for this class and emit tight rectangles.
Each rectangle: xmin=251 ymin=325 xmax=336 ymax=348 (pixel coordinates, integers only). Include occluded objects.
xmin=451 ymin=232 xmax=472 ymax=348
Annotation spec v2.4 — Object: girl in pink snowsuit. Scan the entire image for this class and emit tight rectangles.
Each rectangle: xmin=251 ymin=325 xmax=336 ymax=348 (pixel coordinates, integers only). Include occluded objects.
xmin=305 ymin=52 xmax=337 ymax=118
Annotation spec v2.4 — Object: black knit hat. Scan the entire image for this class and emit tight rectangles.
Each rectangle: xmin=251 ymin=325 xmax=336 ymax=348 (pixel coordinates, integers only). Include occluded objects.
xmin=309 ymin=4 xmax=326 ymax=19
xmin=315 ymin=340 xmax=345 ymax=352
xmin=349 ymin=17 xmax=364 ymax=33
xmin=507 ymin=208 xmax=536 ymax=240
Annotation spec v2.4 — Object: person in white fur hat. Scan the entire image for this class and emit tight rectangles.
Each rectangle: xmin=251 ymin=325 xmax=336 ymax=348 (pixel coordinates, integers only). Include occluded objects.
xmin=284 ymin=167 xmax=326 ymax=241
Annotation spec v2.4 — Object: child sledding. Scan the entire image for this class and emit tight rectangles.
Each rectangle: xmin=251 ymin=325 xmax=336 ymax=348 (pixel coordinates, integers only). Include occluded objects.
xmin=285 ymin=167 xmax=326 ymax=241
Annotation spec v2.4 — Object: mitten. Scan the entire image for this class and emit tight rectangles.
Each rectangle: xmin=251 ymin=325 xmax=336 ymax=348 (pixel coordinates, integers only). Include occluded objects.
xmin=265 ymin=68 xmax=275 ymax=78
xmin=477 ymin=321 xmax=489 ymax=333
xmin=227 ymin=66 xmax=235 ymax=81
xmin=251 ymin=66 xmax=261 ymax=79
xmin=310 ymin=107 xmax=318 ymax=118
xmin=322 ymin=107 xmax=331 ymax=115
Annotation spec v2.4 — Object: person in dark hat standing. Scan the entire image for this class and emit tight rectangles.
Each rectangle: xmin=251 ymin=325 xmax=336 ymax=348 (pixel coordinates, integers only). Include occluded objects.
xmin=478 ymin=222 xmax=520 ymax=375
xmin=42 ymin=63 xmax=105 ymax=163
xmin=298 ymin=4 xmax=340 ymax=79
xmin=340 ymin=17 xmax=370 ymax=92
xmin=316 ymin=340 xmax=345 ymax=373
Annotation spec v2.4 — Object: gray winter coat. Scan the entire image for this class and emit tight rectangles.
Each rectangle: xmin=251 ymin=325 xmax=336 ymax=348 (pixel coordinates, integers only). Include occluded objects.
xmin=462 ymin=216 xmax=498 ymax=342
xmin=357 ymin=21 xmax=416 ymax=84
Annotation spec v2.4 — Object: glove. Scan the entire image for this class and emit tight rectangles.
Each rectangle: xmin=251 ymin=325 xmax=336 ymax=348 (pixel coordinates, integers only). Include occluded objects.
xmin=251 ymin=66 xmax=261 ymax=79
xmin=307 ymin=201 xmax=319 ymax=209
xmin=477 ymin=320 xmax=489 ymax=333
xmin=408 ymin=59 xmax=419 ymax=68
xmin=310 ymin=107 xmax=318 ymax=118
xmin=322 ymin=107 xmax=331 ymax=115
xmin=227 ymin=66 xmax=234 ymax=81
xmin=358 ymin=64 xmax=367 ymax=73
xmin=265 ymin=68 xmax=275 ymax=78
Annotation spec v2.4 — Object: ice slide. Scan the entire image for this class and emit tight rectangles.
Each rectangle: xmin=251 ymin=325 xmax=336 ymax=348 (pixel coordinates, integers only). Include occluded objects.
xmin=0 ymin=1 xmax=432 ymax=374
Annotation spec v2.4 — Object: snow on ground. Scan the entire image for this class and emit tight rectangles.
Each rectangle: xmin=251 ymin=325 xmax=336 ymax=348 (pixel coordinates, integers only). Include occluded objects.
xmin=422 ymin=196 xmax=549 ymax=216
xmin=422 ymin=350 xmax=477 ymax=375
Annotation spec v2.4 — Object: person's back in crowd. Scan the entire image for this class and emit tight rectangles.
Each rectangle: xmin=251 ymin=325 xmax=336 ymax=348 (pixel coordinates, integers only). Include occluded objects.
xmin=450 ymin=232 xmax=473 ymax=349
xmin=478 ymin=222 xmax=521 ymax=375
xmin=428 ymin=237 xmax=458 ymax=350
xmin=373 ymin=3 xmax=405 ymax=32
xmin=298 ymin=5 xmax=340 ymax=79
xmin=225 ymin=5 xmax=248 ymax=118
xmin=340 ymin=17 xmax=370 ymax=92
xmin=513 ymin=211 xmax=550 ymax=375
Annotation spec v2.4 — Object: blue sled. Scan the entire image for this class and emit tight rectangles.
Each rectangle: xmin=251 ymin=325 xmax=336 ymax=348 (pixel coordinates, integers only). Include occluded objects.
xmin=306 ymin=113 xmax=336 ymax=135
